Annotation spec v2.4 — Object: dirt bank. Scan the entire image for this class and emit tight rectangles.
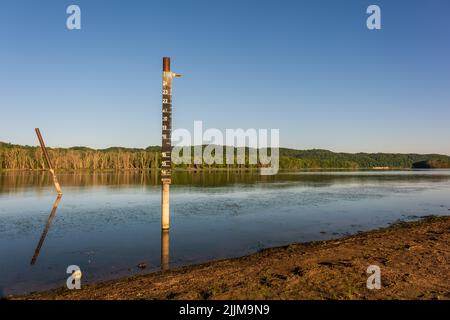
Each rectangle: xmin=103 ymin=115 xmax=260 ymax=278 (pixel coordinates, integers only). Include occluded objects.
xmin=13 ymin=216 xmax=450 ymax=300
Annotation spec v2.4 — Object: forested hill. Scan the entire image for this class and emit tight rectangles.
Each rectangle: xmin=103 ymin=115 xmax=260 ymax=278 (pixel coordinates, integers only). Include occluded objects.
xmin=278 ymin=148 xmax=450 ymax=169
xmin=0 ymin=142 xmax=449 ymax=170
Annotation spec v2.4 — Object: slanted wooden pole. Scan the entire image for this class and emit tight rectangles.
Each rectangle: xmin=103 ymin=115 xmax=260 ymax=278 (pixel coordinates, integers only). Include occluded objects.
xmin=35 ymin=128 xmax=63 ymax=195
xmin=161 ymin=57 xmax=182 ymax=230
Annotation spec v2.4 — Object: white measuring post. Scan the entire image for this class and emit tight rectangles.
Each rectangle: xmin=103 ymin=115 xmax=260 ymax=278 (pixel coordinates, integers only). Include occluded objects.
xmin=161 ymin=57 xmax=182 ymax=230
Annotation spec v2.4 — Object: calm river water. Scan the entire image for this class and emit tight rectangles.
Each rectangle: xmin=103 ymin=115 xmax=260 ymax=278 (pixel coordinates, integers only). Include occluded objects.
xmin=1 ymin=170 xmax=449 ymax=296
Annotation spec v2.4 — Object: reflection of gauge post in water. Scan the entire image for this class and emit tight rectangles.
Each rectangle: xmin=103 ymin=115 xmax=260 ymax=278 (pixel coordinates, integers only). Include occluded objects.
xmin=161 ymin=57 xmax=181 ymax=230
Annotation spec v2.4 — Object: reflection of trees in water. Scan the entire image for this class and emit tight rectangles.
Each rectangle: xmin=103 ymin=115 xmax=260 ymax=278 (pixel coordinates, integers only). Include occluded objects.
xmin=1 ymin=171 xmax=450 ymax=193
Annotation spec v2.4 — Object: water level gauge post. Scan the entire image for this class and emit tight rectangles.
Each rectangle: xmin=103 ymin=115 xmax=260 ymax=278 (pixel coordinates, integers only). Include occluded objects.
xmin=161 ymin=57 xmax=182 ymax=230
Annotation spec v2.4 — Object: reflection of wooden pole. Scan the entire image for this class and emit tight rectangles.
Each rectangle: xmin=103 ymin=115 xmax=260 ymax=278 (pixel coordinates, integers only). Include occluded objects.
xmin=35 ymin=128 xmax=63 ymax=195
xmin=30 ymin=194 xmax=62 ymax=265
xmin=161 ymin=229 xmax=169 ymax=271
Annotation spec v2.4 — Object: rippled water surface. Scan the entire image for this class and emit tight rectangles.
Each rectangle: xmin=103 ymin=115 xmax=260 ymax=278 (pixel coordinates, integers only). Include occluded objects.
xmin=1 ymin=170 xmax=449 ymax=296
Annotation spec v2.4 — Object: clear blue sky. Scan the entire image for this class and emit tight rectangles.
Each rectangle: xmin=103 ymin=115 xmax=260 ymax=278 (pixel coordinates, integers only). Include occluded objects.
xmin=1 ymin=0 xmax=449 ymax=154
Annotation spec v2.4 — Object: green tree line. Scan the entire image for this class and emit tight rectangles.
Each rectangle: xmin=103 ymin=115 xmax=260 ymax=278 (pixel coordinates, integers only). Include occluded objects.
xmin=0 ymin=142 xmax=449 ymax=171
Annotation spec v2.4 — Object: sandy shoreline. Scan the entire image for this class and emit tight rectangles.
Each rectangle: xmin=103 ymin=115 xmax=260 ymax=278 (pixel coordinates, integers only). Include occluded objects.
xmin=12 ymin=216 xmax=450 ymax=300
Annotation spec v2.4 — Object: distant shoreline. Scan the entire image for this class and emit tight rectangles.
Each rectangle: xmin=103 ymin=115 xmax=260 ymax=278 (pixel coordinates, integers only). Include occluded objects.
xmin=12 ymin=216 xmax=450 ymax=300
xmin=2 ymin=142 xmax=450 ymax=170
xmin=0 ymin=167 xmax=447 ymax=173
